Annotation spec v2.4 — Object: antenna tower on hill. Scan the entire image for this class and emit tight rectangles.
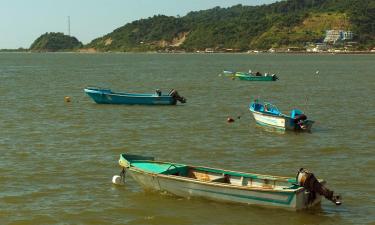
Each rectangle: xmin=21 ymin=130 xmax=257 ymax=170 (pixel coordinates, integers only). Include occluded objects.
xmin=68 ymin=16 xmax=71 ymax=36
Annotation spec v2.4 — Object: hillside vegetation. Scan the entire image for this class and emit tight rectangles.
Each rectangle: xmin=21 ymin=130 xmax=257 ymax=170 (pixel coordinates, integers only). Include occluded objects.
xmin=30 ymin=32 xmax=83 ymax=52
xmin=251 ymin=12 xmax=351 ymax=49
xmin=85 ymin=0 xmax=374 ymax=52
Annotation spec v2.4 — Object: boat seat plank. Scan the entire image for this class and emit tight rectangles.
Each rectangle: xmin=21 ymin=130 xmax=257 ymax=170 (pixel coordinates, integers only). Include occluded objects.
xmin=194 ymin=167 xmax=291 ymax=182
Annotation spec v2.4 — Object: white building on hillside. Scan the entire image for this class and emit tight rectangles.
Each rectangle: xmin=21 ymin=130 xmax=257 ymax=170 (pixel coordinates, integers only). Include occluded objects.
xmin=324 ymin=30 xmax=353 ymax=44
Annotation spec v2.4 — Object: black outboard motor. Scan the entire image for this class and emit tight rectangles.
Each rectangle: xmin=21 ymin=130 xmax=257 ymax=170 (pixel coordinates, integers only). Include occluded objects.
xmin=296 ymin=168 xmax=341 ymax=205
xmin=272 ymin=74 xmax=279 ymax=81
xmin=294 ymin=114 xmax=308 ymax=130
xmin=169 ymin=89 xmax=186 ymax=103
xmin=294 ymin=114 xmax=307 ymax=123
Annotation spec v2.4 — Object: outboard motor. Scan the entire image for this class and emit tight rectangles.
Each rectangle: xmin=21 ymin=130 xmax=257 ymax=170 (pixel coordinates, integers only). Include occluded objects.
xmin=294 ymin=114 xmax=308 ymax=130
xmin=169 ymin=89 xmax=186 ymax=103
xmin=272 ymin=74 xmax=279 ymax=80
xmin=297 ymin=168 xmax=341 ymax=205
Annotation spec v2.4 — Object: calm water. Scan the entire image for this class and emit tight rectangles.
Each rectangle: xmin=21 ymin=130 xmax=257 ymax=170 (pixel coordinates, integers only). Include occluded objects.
xmin=0 ymin=53 xmax=374 ymax=225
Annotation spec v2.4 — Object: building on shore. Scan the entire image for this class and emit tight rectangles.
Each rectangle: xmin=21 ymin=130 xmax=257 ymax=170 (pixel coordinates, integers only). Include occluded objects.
xmin=324 ymin=30 xmax=353 ymax=44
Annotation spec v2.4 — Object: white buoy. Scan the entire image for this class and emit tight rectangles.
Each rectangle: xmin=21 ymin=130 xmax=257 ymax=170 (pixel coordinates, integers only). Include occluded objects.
xmin=316 ymin=70 xmax=319 ymax=74
xmin=112 ymin=175 xmax=124 ymax=185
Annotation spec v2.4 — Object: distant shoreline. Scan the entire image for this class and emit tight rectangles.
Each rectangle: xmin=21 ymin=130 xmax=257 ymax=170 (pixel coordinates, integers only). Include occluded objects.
xmin=1 ymin=50 xmax=375 ymax=55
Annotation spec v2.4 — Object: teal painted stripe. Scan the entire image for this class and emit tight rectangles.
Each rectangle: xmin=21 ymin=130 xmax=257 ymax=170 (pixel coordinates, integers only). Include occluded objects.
xmin=184 ymin=186 xmax=295 ymax=205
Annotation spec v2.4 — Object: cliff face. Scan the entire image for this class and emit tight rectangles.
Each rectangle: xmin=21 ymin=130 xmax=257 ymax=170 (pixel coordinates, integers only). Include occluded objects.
xmin=30 ymin=32 xmax=83 ymax=52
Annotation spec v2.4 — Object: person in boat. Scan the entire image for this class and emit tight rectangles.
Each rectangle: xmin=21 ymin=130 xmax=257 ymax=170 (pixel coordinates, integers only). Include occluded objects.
xmin=255 ymin=71 xmax=261 ymax=76
xmin=155 ymin=89 xmax=161 ymax=96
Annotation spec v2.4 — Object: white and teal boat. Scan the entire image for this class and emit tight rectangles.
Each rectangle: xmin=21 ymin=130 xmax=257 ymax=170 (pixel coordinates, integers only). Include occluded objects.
xmin=249 ymin=99 xmax=314 ymax=131
xmin=84 ymin=87 xmax=186 ymax=105
xmin=116 ymin=154 xmax=341 ymax=210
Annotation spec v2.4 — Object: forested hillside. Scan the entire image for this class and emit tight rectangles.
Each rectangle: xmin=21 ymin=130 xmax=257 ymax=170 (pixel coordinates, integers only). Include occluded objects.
xmin=34 ymin=0 xmax=375 ymax=52
xmin=86 ymin=0 xmax=374 ymax=51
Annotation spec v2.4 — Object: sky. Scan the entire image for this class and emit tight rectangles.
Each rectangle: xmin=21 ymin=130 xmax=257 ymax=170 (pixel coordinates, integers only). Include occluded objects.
xmin=0 ymin=0 xmax=278 ymax=49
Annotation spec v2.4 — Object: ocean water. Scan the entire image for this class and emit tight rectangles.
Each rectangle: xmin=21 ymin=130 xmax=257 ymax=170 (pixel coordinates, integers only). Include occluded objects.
xmin=0 ymin=53 xmax=374 ymax=225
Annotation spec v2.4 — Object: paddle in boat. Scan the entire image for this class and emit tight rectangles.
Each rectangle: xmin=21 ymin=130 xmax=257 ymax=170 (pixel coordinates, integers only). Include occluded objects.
xmin=84 ymin=87 xmax=186 ymax=105
xmin=114 ymin=153 xmax=341 ymax=210
xmin=223 ymin=70 xmax=278 ymax=81
xmin=249 ymin=99 xmax=314 ymax=131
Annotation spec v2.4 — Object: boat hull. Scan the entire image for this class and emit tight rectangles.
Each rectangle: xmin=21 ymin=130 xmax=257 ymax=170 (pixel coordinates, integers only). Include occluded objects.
xmin=84 ymin=88 xmax=177 ymax=105
xmin=127 ymin=168 xmax=322 ymax=210
xmin=249 ymin=108 xmax=313 ymax=131
xmin=237 ymin=75 xmax=276 ymax=81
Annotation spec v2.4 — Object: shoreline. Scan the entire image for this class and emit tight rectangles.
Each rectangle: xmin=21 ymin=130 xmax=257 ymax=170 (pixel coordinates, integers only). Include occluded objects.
xmin=1 ymin=50 xmax=374 ymax=55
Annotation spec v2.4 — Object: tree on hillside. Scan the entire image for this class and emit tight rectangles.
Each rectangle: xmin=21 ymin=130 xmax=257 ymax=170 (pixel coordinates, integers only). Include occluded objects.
xmin=349 ymin=0 xmax=375 ymax=48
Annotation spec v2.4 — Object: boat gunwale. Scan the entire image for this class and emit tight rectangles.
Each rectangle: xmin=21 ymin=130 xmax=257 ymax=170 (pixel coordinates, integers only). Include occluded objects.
xmin=84 ymin=88 xmax=173 ymax=99
xmin=121 ymin=158 xmax=305 ymax=194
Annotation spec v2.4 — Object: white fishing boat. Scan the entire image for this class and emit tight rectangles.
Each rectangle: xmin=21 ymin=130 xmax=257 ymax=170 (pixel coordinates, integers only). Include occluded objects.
xmin=115 ymin=154 xmax=341 ymax=210
xmin=249 ymin=99 xmax=314 ymax=131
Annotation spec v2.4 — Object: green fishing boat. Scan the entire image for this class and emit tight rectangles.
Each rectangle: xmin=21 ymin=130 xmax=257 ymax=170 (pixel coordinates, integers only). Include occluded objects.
xmin=223 ymin=70 xmax=279 ymax=81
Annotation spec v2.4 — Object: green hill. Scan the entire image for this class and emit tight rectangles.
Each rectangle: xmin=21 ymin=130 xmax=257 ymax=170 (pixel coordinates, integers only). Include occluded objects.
xmin=30 ymin=32 xmax=83 ymax=52
xmin=85 ymin=0 xmax=374 ymax=52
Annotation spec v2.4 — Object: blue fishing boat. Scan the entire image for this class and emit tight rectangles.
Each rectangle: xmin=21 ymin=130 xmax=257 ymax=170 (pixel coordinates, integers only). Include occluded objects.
xmin=114 ymin=153 xmax=341 ymax=210
xmin=84 ymin=87 xmax=186 ymax=105
xmin=223 ymin=70 xmax=278 ymax=81
xmin=249 ymin=99 xmax=314 ymax=131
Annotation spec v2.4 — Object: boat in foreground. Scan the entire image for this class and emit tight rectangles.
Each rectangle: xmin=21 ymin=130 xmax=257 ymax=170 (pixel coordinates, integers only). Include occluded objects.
xmin=84 ymin=87 xmax=186 ymax=105
xmin=116 ymin=153 xmax=341 ymax=210
xmin=223 ymin=70 xmax=278 ymax=81
xmin=249 ymin=99 xmax=314 ymax=131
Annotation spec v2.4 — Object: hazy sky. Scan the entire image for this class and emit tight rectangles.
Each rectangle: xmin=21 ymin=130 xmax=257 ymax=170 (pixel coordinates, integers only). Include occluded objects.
xmin=0 ymin=0 xmax=278 ymax=49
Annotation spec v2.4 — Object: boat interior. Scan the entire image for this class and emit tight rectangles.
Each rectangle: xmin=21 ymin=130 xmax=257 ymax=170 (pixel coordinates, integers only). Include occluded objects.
xmin=251 ymin=102 xmax=281 ymax=115
xmin=131 ymin=161 xmax=299 ymax=190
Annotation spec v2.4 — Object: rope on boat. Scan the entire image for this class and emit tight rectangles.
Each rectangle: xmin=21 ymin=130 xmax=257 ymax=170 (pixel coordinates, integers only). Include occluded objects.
xmin=120 ymin=168 xmax=126 ymax=183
